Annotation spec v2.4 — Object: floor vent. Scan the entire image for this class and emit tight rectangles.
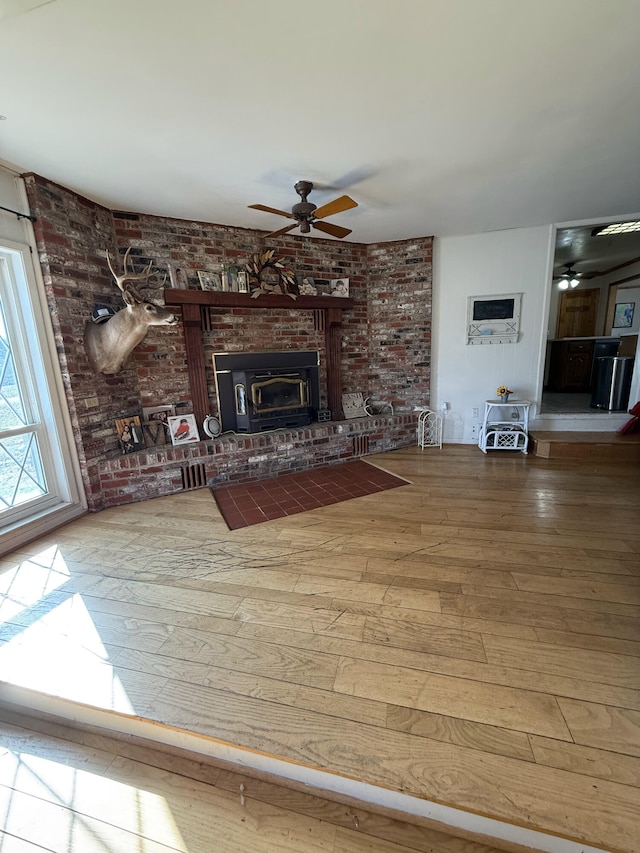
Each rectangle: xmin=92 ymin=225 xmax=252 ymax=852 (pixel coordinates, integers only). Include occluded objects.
xmin=181 ymin=462 xmax=207 ymax=490
xmin=352 ymin=435 xmax=370 ymax=456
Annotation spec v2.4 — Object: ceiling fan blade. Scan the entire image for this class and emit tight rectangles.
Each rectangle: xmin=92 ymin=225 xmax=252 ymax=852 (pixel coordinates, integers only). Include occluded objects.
xmin=312 ymin=221 xmax=352 ymax=239
xmin=248 ymin=203 xmax=294 ymax=219
xmin=265 ymin=223 xmax=298 ymax=239
xmin=313 ymin=195 xmax=358 ymax=220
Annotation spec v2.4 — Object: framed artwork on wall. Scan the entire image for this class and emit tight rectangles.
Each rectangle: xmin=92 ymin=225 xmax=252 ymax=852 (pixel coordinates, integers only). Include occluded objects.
xmin=467 ymin=293 xmax=522 ymax=345
xmin=613 ymin=302 xmax=635 ymax=328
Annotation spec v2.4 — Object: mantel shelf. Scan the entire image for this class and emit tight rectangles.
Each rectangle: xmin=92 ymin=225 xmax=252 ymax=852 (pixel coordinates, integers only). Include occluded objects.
xmin=166 ymin=289 xmax=352 ymax=427
xmin=164 ymin=290 xmax=354 ymax=311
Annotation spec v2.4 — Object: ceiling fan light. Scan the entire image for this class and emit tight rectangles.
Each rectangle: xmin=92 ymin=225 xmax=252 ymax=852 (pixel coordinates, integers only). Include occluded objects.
xmin=558 ymin=280 xmax=569 ymax=290
xmin=570 ymin=278 xmax=580 ymax=288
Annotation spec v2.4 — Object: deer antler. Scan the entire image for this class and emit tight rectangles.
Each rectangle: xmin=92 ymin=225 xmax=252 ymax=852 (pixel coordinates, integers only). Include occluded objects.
xmin=106 ymin=247 xmax=157 ymax=300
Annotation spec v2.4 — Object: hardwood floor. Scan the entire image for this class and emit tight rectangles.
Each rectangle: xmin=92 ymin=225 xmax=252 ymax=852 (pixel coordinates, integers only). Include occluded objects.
xmin=1 ymin=445 xmax=639 ymax=852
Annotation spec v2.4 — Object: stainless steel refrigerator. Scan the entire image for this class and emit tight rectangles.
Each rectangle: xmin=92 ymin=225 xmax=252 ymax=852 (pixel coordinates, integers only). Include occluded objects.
xmin=590 ymin=356 xmax=635 ymax=411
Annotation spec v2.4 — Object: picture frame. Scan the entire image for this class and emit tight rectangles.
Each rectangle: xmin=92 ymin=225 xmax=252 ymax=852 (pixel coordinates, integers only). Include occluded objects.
xmin=467 ymin=292 xmax=522 ymax=345
xmin=141 ymin=420 xmax=168 ymax=447
xmin=313 ymin=278 xmax=332 ymax=297
xmin=330 ymin=277 xmax=349 ymax=297
xmin=197 ymin=270 xmax=222 ymax=291
xmin=613 ymin=302 xmax=635 ymax=328
xmin=142 ymin=404 xmax=175 ymax=423
xmin=168 ymin=264 xmax=189 ymax=289
xmin=221 ymin=264 xmax=239 ymax=292
xmin=297 ymin=275 xmax=317 ymax=296
xmin=115 ymin=416 xmax=145 ymax=453
xmin=237 ymin=270 xmax=249 ymax=293
xmin=167 ymin=413 xmax=200 ymax=445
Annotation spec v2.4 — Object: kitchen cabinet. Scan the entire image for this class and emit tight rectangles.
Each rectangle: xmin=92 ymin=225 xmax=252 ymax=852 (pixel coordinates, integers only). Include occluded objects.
xmin=546 ymin=339 xmax=594 ymax=392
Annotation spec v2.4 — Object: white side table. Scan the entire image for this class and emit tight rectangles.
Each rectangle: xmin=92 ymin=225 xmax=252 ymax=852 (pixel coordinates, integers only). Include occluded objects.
xmin=479 ymin=399 xmax=531 ymax=454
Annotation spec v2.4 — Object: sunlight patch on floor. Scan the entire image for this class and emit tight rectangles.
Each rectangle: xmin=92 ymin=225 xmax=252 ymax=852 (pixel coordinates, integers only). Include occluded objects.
xmin=0 ymin=746 xmax=185 ymax=851
xmin=0 ymin=547 xmax=136 ymax=714
xmin=0 ymin=545 xmax=70 ymax=623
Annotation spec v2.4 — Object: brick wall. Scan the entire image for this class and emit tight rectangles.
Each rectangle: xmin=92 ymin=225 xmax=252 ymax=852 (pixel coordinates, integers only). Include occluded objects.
xmin=366 ymin=239 xmax=432 ymax=408
xmin=24 ymin=173 xmax=432 ymax=510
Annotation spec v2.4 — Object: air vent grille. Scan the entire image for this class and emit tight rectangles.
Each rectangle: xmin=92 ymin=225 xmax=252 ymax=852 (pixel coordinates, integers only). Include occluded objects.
xmin=352 ymin=435 xmax=369 ymax=456
xmin=181 ymin=462 xmax=207 ymax=490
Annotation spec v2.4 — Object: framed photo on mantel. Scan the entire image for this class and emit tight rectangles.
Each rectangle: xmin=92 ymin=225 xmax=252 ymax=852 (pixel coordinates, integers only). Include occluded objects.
xmin=197 ymin=270 xmax=221 ymax=291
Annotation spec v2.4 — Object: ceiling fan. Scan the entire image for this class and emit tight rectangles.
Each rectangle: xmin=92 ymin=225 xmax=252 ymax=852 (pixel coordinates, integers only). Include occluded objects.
xmin=248 ymin=180 xmax=358 ymax=240
xmin=555 ymin=262 xmax=602 ymax=289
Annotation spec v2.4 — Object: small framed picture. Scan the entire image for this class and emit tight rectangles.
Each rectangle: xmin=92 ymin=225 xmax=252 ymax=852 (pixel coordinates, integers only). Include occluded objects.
xmin=115 ymin=416 xmax=145 ymax=453
xmin=168 ymin=265 xmax=189 ymax=289
xmin=297 ymin=275 xmax=317 ymax=295
xmin=237 ymin=270 xmax=249 ymax=293
xmin=330 ymin=278 xmax=349 ymax=297
xmin=613 ymin=302 xmax=635 ymax=328
xmin=314 ymin=278 xmax=332 ymax=296
xmin=198 ymin=270 xmax=222 ymax=291
xmin=142 ymin=405 xmax=175 ymax=423
xmin=221 ymin=264 xmax=239 ymax=292
xmin=167 ymin=413 xmax=200 ymax=445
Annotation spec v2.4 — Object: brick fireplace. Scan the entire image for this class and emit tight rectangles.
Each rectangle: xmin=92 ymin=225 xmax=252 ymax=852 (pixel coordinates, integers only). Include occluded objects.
xmin=23 ymin=173 xmax=433 ymax=511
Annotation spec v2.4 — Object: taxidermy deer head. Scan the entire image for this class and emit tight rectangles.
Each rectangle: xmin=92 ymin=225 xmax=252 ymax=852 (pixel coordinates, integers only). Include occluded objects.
xmin=84 ymin=248 xmax=179 ymax=374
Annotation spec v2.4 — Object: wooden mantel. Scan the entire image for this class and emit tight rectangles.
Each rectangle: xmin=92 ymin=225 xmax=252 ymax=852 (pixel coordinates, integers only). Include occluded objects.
xmin=164 ymin=290 xmax=354 ymax=426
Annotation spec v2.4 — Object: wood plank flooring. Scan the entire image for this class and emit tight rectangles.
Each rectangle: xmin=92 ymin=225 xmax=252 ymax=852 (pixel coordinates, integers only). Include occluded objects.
xmin=0 ymin=713 xmax=515 ymax=853
xmin=1 ymin=445 xmax=639 ymax=852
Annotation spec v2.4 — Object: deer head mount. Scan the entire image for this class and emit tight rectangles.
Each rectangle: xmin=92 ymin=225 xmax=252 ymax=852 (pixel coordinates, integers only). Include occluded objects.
xmin=84 ymin=248 xmax=179 ymax=374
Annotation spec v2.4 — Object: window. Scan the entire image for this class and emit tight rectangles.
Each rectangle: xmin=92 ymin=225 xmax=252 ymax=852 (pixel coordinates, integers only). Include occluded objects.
xmin=0 ymin=241 xmax=85 ymax=550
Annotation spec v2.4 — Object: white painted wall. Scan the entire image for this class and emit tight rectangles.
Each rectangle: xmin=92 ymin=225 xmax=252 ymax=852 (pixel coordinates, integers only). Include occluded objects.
xmin=0 ymin=162 xmax=31 ymax=244
xmin=432 ymin=226 xmax=554 ymax=443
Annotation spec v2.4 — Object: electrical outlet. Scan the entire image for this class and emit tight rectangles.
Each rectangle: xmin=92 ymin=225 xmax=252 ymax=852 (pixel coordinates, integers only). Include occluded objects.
xmin=472 ymin=407 xmax=479 ymax=418
xmin=471 ymin=421 xmax=479 ymax=437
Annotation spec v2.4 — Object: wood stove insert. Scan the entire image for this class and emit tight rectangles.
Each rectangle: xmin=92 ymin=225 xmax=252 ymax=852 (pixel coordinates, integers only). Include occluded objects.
xmin=213 ymin=350 xmax=320 ymax=433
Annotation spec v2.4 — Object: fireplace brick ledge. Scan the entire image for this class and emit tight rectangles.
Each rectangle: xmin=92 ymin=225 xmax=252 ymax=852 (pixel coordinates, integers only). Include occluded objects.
xmin=94 ymin=414 xmax=418 ymax=510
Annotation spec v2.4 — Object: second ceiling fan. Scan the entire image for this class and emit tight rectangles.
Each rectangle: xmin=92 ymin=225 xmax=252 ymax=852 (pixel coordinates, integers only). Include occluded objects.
xmin=249 ymin=180 xmax=358 ymax=239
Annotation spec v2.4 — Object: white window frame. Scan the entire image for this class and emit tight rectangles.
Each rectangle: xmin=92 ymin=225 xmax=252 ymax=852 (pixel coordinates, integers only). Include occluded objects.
xmin=0 ymin=237 xmax=86 ymax=555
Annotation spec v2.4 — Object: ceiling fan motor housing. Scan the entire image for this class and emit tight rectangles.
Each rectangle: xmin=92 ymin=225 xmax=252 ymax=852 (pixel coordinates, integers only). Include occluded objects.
xmin=292 ymin=200 xmax=317 ymax=219
xmin=292 ymin=180 xmax=317 ymax=227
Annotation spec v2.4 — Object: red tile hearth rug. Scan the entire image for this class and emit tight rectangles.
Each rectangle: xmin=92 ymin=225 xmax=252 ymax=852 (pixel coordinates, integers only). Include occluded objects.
xmin=211 ymin=460 xmax=410 ymax=530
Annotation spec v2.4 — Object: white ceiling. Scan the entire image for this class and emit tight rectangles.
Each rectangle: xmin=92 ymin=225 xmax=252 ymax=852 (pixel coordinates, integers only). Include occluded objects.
xmin=2 ymin=0 xmax=640 ymax=246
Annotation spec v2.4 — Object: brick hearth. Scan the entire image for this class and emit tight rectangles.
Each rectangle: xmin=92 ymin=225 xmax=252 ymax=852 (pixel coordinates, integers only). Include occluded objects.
xmin=98 ymin=415 xmax=418 ymax=506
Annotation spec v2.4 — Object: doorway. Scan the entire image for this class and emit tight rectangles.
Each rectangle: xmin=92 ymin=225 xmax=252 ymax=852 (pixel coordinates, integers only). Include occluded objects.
xmin=540 ymin=220 xmax=640 ymax=416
